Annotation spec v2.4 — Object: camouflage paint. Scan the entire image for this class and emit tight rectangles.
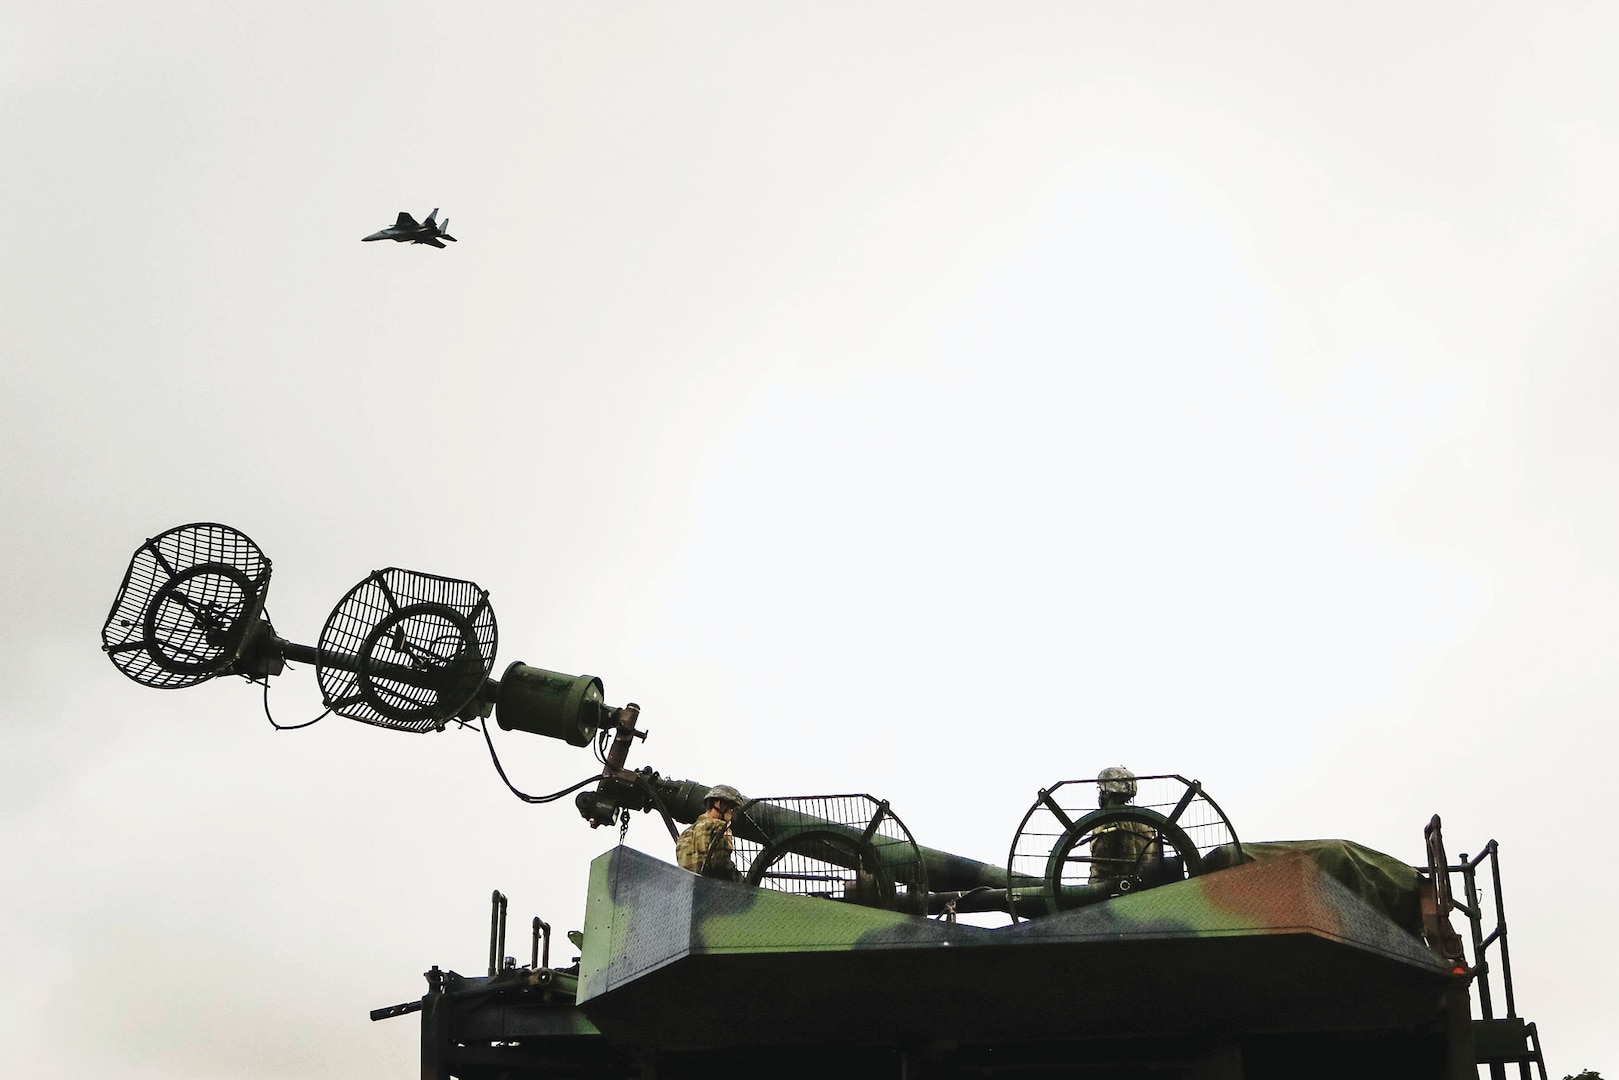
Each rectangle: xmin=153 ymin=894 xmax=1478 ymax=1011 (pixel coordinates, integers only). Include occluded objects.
xmin=574 ymin=845 xmax=1459 ymax=1053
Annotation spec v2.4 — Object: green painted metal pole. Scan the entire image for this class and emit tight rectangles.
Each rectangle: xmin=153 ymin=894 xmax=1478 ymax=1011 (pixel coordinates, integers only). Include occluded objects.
xmin=650 ymin=777 xmax=1028 ymax=893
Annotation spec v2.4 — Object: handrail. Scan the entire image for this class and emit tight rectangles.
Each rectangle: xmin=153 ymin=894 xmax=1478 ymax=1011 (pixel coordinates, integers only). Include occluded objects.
xmin=1426 ymin=817 xmax=1545 ymax=1080
xmin=532 ymin=916 xmax=551 ymax=971
xmin=487 ymin=890 xmax=508 ymax=976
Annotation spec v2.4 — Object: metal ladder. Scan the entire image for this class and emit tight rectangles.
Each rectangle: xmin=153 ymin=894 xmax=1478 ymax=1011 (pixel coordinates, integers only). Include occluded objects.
xmin=1426 ymin=817 xmax=1548 ymax=1080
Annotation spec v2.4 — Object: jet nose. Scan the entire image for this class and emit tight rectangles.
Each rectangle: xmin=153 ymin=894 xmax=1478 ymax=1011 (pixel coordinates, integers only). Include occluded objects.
xmin=361 ymin=231 xmax=387 ymax=242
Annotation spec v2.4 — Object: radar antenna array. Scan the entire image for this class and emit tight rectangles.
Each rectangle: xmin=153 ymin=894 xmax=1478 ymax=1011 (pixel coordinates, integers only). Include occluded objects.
xmin=101 ymin=524 xmax=510 ymax=736
xmin=101 ymin=522 xmax=696 ymax=855
xmin=101 ymin=523 xmax=273 ymax=688
xmin=317 ymin=568 xmax=498 ymax=732
xmin=101 ymin=524 xmax=1252 ymax=933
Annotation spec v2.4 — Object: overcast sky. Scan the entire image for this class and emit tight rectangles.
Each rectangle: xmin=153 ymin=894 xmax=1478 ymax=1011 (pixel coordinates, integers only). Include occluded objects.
xmin=3 ymin=3 xmax=1615 ymax=1076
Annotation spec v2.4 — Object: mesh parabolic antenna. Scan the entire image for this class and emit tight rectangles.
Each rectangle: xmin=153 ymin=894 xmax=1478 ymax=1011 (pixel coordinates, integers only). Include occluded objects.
xmin=733 ymin=794 xmax=927 ymax=913
xmin=101 ymin=523 xmax=273 ymax=689
xmin=317 ymin=568 xmax=498 ymax=733
xmin=1006 ymin=774 xmax=1240 ymax=920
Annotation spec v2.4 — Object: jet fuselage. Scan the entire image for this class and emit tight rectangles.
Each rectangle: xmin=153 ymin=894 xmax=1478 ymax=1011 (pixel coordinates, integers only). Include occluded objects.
xmin=362 ymin=209 xmax=456 ymax=247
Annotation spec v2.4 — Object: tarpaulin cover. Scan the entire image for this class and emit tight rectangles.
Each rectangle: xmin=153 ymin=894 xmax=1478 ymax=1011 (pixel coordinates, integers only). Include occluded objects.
xmin=1203 ymin=839 xmax=1423 ymax=937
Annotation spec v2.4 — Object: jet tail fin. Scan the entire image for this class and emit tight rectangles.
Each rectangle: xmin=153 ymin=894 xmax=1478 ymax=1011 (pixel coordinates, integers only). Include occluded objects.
xmin=424 ymin=208 xmax=439 ymax=227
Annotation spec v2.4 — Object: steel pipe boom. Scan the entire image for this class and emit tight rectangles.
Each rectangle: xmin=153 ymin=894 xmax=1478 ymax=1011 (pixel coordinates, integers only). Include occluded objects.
xmin=649 ymin=777 xmax=1029 ymax=894
xmin=278 ymin=639 xmax=498 ymax=700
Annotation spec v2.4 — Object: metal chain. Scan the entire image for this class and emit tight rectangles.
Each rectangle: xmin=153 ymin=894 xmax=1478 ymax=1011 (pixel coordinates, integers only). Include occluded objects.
xmin=618 ymin=807 xmax=630 ymax=844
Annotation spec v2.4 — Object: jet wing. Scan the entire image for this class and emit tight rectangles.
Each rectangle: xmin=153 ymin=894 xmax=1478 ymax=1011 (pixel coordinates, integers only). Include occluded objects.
xmin=420 ymin=236 xmax=446 ymax=248
xmin=394 ymin=212 xmax=418 ymax=228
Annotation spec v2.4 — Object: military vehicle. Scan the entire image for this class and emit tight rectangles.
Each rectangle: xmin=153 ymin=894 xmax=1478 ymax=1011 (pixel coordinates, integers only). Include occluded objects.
xmin=102 ymin=523 xmax=1551 ymax=1080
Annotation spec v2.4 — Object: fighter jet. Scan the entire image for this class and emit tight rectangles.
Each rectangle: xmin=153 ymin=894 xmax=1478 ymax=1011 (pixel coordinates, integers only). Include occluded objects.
xmin=362 ymin=209 xmax=457 ymax=248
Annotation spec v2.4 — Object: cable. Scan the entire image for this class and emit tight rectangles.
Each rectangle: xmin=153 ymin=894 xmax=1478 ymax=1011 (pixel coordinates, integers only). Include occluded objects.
xmin=634 ymin=772 xmax=681 ymax=842
xmin=259 ymin=677 xmax=328 ymax=731
xmin=480 ymin=717 xmax=601 ymax=804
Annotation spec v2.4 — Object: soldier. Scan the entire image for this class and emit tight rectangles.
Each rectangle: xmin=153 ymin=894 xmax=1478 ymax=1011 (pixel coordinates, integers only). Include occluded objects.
xmin=676 ymin=784 xmax=744 ymax=880
xmin=1088 ymin=766 xmax=1162 ymax=887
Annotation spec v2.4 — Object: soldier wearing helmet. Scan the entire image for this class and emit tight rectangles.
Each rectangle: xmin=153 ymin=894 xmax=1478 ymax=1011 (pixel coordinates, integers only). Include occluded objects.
xmin=1089 ymin=766 xmax=1162 ymax=887
xmin=676 ymin=784 xmax=744 ymax=880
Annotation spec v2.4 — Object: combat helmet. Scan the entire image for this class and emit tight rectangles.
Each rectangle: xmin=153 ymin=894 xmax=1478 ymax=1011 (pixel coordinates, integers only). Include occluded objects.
xmin=1096 ymin=766 xmax=1137 ymax=804
xmin=704 ymin=783 xmax=744 ymax=809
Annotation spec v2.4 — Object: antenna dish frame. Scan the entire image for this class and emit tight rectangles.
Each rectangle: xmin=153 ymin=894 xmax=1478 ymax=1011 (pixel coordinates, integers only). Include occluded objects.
xmin=316 ymin=567 xmax=498 ymax=733
xmin=101 ymin=523 xmax=273 ymax=689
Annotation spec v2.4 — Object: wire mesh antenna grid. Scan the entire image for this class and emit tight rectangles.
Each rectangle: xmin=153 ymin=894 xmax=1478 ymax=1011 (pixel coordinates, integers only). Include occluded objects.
xmin=1007 ymin=774 xmax=1241 ymax=920
xmin=101 ymin=523 xmax=273 ymax=689
xmin=316 ymin=568 xmax=497 ymax=733
xmin=732 ymin=794 xmax=926 ymax=913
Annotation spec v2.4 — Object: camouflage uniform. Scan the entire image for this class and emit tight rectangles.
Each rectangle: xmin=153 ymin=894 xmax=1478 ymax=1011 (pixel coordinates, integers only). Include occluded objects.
xmin=1088 ymin=819 xmax=1160 ymax=884
xmin=676 ymin=816 xmax=738 ymax=880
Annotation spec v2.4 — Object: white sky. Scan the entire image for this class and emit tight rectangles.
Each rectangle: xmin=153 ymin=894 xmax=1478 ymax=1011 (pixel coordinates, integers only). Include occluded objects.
xmin=3 ymin=3 xmax=1615 ymax=1076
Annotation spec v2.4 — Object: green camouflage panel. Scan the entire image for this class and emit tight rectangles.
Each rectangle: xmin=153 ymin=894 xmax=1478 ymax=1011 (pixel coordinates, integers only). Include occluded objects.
xmin=576 ymin=844 xmax=1456 ymax=1050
